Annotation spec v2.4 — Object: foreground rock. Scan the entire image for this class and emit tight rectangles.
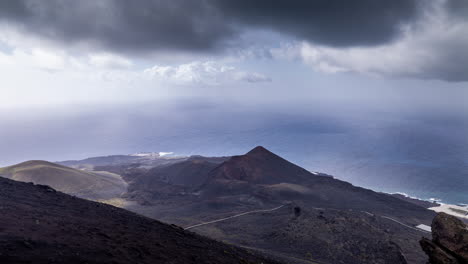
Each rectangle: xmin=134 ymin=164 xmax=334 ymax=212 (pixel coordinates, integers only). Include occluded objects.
xmin=420 ymin=213 xmax=468 ymax=264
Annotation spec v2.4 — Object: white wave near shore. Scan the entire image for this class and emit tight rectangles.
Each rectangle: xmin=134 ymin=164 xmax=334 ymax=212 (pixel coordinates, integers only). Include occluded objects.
xmin=389 ymin=192 xmax=468 ymax=220
xmin=429 ymin=204 xmax=468 ymax=220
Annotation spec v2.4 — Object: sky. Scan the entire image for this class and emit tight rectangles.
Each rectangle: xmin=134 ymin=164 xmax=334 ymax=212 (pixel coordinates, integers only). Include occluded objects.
xmin=0 ymin=0 xmax=467 ymax=110
xmin=0 ymin=0 xmax=467 ymax=202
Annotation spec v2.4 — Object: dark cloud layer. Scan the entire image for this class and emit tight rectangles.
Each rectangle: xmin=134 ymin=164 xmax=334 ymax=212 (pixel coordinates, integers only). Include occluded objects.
xmin=0 ymin=0 xmax=422 ymax=53
xmin=0 ymin=0 xmax=231 ymax=52
xmin=446 ymin=0 xmax=468 ymax=17
xmin=213 ymin=0 xmax=419 ymax=47
xmin=1 ymin=0 xmax=466 ymax=82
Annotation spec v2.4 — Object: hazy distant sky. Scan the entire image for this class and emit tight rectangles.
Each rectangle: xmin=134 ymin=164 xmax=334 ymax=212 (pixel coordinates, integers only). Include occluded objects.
xmin=1 ymin=1 xmax=468 ymax=202
xmin=0 ymin=0 xmax=467 ymax=109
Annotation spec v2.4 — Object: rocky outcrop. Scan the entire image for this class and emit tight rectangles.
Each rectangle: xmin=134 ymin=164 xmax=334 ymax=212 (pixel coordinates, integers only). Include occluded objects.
xmin=420 ymin=213 xmax=468 ymax=264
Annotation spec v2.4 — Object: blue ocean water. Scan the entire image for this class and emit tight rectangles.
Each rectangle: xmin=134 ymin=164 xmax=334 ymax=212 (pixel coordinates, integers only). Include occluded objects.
xmin=1 ymin=104 xmax=467 ymax=204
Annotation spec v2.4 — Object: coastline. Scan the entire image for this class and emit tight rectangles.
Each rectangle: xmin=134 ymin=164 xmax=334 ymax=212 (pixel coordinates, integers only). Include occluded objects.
xmin=428 ymin=203 xmax=468 ymax=220
xmin=388 ymin=191 xmax=468 ymax=220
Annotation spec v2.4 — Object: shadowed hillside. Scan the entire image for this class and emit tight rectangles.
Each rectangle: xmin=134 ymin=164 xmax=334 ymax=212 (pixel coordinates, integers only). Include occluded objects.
xmin=0 ymin=176 xmax=280 ymax=264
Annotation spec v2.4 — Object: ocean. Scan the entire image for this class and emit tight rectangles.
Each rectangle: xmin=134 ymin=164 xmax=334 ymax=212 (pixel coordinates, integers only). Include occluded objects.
xmin=1 ymin=104 xmax=467 ymax=205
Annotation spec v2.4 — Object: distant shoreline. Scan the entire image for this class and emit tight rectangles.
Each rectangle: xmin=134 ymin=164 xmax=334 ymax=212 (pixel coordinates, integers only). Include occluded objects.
xmin=428 ymin=204 xmax=468 ymax=220
xmin=387 ymin=191 xmax=468 ymax=220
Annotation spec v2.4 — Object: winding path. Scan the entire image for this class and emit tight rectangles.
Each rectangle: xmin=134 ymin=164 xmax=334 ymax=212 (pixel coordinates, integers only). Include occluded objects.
xmin=184 ymin=204 xmax=285 ymax=230
xmin=184 ymin=204 xmax=430 ymax=234
xmin=380 ymin=215 xmax=431 ymax=233
xmin=360 ymin=210 xmax=431 ymax=233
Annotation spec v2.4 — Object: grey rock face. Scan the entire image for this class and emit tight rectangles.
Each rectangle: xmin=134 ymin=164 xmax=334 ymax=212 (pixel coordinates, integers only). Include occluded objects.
xmin=420 ymin=213 xmax=468 ymax=264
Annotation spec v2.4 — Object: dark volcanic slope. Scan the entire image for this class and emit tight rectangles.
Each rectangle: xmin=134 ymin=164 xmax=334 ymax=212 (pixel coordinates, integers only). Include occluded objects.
xmin=134 ymin=159 xmax=221 ymax=190
xmin=390 ymin=193 xmax=440 ymax=209
xmin=208 ymin=146 xmax=313 ymax=184
xmin=114 ymin=158 xmax=226 ymax=203
xmin=0 ymin=177 xmax=279 ymax=264
xmin=201 ymin=146 xmax=435 ymax=224
xmin=194 ymin=204 xmax=412 ymax=264
xmin=120 ymin=146 xmax=434 ymax=263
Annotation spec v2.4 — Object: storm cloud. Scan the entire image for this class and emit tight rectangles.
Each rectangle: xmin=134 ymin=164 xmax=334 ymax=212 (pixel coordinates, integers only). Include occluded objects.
xmin=213 ymin=0 xmax=420 ymax=47
xmin=0 ymin=0 xmax=467 ymax=81
xmin=0 ymin=0 xmax=422 ymax=53
xmin=0 ymin=0 xmax=231 ymax=53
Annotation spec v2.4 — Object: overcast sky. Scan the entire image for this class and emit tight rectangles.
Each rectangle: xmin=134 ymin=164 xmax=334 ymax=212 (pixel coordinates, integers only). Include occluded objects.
xmin=0 ymin=0 xmax=467 ymax=109
xmin=0 ymin=0 xmax=467 ymax=167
